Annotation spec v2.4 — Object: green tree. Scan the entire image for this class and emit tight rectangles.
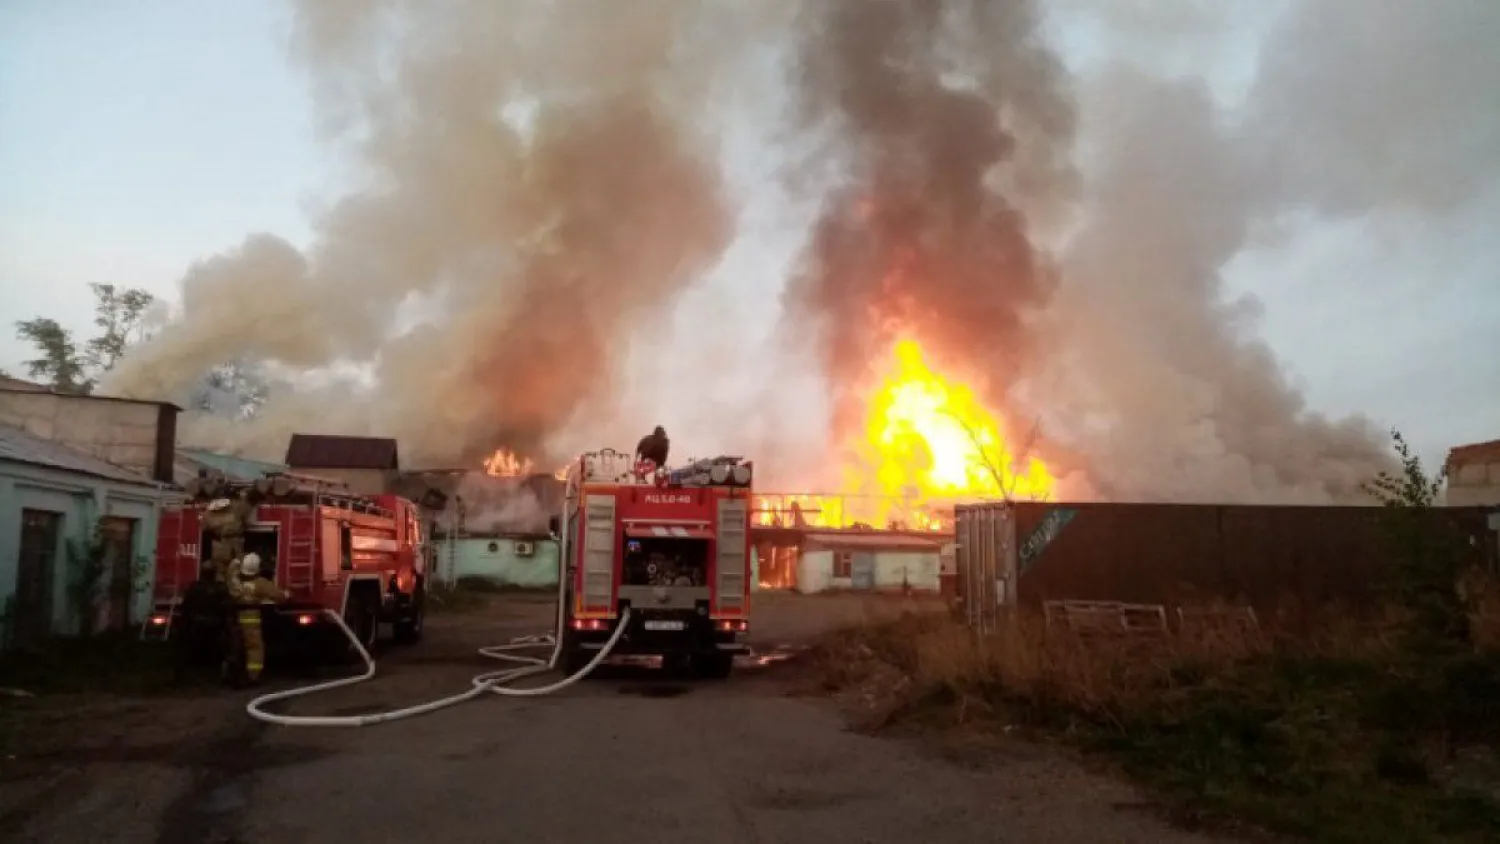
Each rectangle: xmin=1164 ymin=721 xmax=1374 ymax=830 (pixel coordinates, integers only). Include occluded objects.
xmin=84 ymin=283 xmax=155 ymax=371
xmin=13 ymin=283 xmax=156 ymax=393
xmin=15 ymin=317 xmax=91 ymax=393
xmin=1364 ymin=429 xmax=1471 ymax=652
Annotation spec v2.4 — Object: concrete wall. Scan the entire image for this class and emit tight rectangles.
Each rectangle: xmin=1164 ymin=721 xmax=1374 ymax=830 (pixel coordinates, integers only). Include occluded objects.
xmin=1447 ymin=460 xmax=1500 ymax=506
xmin=432 ymin=536 xmax=559 ymax=588
xmin=0 ymin=391 xmax=174 ymax=482
xmin=0 ymin=460 xmax=164 ymax=644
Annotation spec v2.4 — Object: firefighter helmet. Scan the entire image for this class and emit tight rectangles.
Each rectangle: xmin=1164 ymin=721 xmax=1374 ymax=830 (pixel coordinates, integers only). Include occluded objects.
xmin=240 ymin=553 xmax=262 ymax=577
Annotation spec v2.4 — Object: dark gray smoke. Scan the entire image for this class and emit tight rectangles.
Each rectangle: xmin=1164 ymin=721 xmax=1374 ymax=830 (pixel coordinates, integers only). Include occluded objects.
xmin=783 ymin=0 xmax=1077 ymax=438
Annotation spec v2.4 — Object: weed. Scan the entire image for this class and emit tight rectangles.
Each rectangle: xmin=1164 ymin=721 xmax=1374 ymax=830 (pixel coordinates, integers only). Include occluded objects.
xmin=809 ymin=431 xmax=1500 ymax=841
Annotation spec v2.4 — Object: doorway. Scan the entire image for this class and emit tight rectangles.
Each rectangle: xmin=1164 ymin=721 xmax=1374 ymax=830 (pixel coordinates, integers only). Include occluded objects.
xmin=99 ymin=516 xmax=137 ymax=631
xmin=244 ymin=527 xmax=279 ymax=579
xmin=13 ymin=509 xmax=63 ymax=644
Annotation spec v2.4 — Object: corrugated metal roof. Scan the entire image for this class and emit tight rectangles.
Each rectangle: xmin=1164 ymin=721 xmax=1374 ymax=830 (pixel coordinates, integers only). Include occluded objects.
xmin=285 ymin=434 xmax=400 ymax=469
xmin=1448 ymin=439 xmax=1500 ymax=466
xmin=0 ymin=422 xmax=160 ymax=487
xmin=174 ymin=448 xmax=288 ymax=485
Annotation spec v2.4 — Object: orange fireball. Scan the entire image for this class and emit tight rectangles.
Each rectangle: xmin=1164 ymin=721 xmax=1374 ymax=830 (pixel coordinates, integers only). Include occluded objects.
xmin=844 ymin=338 xmax=1053 ymax=524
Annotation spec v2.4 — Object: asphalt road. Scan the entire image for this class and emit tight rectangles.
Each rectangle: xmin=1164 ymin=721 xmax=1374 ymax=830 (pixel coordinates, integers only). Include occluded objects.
xmin=3 ymin=593 xmax=1239 ymax=844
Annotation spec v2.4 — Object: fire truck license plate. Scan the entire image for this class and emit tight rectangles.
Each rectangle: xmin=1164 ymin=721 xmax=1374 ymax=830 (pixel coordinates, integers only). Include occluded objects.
xmin=644 ymin=620 xmax=684 ymax=631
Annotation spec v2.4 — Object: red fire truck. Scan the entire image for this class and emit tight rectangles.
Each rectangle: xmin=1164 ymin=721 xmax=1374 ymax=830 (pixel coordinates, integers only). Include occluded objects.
xmin=146 ymin=473 xmax=428 ymax=656
xmin=552 ymin=450 xmax=753 ymax=679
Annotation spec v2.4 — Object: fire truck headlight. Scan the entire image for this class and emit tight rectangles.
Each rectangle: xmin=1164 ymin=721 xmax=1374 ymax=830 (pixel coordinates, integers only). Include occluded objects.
xmin=731 ymin=464 xmax=751 ymax=485
xmin=710 ymin=464 xmax=731 ymax=484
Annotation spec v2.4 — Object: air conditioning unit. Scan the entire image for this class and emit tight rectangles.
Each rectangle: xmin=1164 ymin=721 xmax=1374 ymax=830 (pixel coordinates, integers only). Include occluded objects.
xmin=514 ymin=540 xmax=536 ymax=557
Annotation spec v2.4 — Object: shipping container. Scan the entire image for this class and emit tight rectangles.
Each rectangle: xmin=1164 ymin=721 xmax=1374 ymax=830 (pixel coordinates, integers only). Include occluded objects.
xmin=954 ymin=501 xmax=1499 ymax=629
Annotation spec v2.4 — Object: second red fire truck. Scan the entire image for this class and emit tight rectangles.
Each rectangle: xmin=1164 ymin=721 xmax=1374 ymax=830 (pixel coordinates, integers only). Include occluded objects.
xmin=146 ymin=473 xmax=428 ymax=658
xmin=552 ymin=450 xmax=754 ymax=678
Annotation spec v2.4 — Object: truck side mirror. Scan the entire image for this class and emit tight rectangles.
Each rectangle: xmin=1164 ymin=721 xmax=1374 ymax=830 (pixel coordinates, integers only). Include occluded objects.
xmin=548 ymin=515 xmax=561 ymax=538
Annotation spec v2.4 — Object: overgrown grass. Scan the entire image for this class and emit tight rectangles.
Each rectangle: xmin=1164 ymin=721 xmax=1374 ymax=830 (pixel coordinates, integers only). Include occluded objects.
xmin=809 ymin=595 xmax=1500 ymax=843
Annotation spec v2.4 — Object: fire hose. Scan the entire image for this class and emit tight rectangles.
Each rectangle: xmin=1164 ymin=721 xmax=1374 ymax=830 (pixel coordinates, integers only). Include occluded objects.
xmin=245 ymin=565 xmax=632 ymax=726
xmin=244 ymin=609 xmax=629 ymax=727
xmin=247 ymin=451 xmax=637 ymax=727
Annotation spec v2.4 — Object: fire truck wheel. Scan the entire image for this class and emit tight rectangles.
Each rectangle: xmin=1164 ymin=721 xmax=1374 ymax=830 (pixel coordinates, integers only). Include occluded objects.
xmin=690 ymin=652 xmax=733 ymax=680
xmin=559 ymin=628 xmax=592 ymax=677
xmin=394 ymin=587 xmax=425 ymax=645
xmin=343 ymin=596 xmax=378 ymax=657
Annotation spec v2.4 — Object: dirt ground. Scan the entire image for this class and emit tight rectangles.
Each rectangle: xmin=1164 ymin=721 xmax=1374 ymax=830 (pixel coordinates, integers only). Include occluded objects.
xmin=1 ymin=591 xmax=1248 ymax=843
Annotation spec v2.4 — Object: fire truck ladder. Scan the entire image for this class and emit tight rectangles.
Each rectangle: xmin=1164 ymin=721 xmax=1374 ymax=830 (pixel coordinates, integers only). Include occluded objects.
xmin=140 ymin=589 xmax=180 ymax=642
xmin=140 ymin=505 xmax=189 ymax=642
xmin=285 ymin=493 xmax=320 ymax=596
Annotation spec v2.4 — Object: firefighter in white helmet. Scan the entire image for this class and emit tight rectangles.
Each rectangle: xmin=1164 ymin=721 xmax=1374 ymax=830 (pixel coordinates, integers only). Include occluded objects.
xmin=228 ymin=553 xmax=289 ymax=686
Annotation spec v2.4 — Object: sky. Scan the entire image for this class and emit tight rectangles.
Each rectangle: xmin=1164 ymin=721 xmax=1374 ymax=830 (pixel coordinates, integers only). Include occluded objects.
xmin=0 ymin=0 xmax=1496 ymax=473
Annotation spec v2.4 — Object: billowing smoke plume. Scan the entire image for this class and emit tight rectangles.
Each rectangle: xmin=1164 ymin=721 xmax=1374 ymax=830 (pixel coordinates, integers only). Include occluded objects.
xmin=103 ymin=0 xmax=745 ymax=465
xmin=446 ymin=473 xmax=555 ymax=537
xmin=783 ymin=0 xmax=1076 ymax=438
xmin=1013 ymin=0 xmax=1500 ymax=503
xmin=784 ymin=0 xmax=1498 ymax=504
xmin=98 ymin=0 xmax=1497 ymax=504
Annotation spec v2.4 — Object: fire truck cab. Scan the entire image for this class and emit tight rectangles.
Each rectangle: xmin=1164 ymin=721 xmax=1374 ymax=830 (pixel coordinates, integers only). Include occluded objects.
xmin=146 ymin=473 xmax=427 ymax=658
xmin=554 ymin=450 xmax=753 ymax=679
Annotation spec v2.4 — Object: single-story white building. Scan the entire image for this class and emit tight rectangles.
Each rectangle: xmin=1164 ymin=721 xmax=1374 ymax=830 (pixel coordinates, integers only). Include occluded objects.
xmin=795 ymin=531 xmax=947 ymax=594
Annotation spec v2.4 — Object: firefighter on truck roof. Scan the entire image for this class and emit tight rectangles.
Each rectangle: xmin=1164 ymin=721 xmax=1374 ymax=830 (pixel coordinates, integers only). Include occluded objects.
xmin=635 ymin=425 xmax=670 ymax=470
xmin=228 ymin=553 xmax=288 ymax=686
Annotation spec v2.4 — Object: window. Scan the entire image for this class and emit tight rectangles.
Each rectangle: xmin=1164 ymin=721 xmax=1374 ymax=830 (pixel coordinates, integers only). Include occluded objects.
xmin=833 ymin=551 xmax=853 ymax=579
xmin=340 ymin=523 xmax=353 ymax=571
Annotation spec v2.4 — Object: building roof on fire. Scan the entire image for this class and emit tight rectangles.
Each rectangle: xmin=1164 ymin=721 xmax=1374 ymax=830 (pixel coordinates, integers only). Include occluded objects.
xmin=285 ymin=434 xmax=400 ymax=470
xmin=0 ymin=422 xmax=160 ymax=487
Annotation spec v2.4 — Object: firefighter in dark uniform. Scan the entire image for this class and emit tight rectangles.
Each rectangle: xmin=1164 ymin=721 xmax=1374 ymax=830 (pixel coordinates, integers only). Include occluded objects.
xmin=173 ymin=561 xmax=233 ymax=683
xmin=635 ymin=425 xmax=670 ymax=469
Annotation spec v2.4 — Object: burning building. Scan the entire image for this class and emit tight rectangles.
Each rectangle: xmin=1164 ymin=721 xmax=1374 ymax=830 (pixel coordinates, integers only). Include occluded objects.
xmin=392 ymin=466 xmax=565 ymax=588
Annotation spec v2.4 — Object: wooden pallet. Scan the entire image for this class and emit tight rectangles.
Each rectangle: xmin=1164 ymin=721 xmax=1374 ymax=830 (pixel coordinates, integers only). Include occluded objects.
xmin=1043 ymin=600 xmax=1169 ymax=637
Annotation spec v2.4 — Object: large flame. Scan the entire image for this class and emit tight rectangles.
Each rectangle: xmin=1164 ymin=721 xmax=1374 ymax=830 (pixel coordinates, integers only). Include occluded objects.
xmin=483 ymin=448 xmax=534 ymax=477
xmin=856 ymin=338 xmax=1053 ymax=503
xmin=756 ymin=337 xmax=1053 ymax=532
xmin=484 ymin=447 xmax=573 ymax=481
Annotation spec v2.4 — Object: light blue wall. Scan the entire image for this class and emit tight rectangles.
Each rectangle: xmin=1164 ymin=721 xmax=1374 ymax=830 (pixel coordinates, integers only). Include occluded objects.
xmin=433 ymin=536 xmax=559 ymax=588
xmin=796 ymin=548 xmax=941 ymax=594
xmin=0 ymin=460 xmax=165 ymax=641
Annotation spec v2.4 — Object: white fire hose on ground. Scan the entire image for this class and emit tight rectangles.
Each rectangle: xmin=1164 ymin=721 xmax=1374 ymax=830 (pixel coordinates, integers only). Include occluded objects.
xmin=247 ymin=522 xmax=632 ymax=726
xmin=244 ymin=607 xmax=630 ymax=727
xmin=247 ymin=454 xmax=645 ymax=728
